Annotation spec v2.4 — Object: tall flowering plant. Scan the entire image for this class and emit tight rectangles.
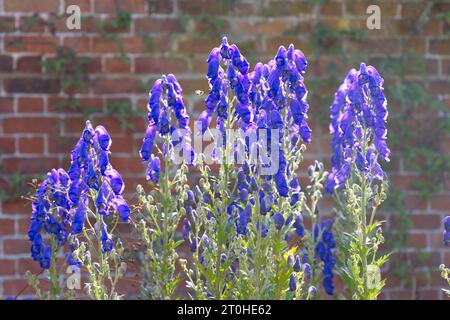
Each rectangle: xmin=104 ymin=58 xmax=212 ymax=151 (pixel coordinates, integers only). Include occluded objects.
xmin=136 ymin=74 xmax=194 ymax=299
xmin=21 ymin=37 xmax=397 ymax=301
xmin=325 ymin=64 xmax=390 ymax=300
xmin=27 ymin=121 xmax=130 ymax=300
xmin=181 ymin=37 xmax=336 ymax=299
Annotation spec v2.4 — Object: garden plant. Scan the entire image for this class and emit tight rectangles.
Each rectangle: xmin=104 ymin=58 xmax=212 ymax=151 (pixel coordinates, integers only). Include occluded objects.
xmin=19 ymin=37 xmax=450 ymax=300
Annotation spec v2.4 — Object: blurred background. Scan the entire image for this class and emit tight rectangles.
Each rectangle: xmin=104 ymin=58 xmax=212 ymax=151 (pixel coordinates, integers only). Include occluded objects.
xmin=0 ymin=0 xmax=449 ymax=299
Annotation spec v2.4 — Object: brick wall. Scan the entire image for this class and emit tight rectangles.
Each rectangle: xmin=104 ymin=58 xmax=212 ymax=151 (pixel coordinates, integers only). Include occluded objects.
xmin=0 ymin=0 xmax=449 ymax=299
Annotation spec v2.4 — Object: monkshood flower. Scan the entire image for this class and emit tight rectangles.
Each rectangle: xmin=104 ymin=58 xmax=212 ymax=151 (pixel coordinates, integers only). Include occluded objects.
xmin=140 ymin=75 xmax=194 ymax=182
xmin=314 ymin=219 xmax=336 ymax=296
xmin=444 ymin=216 xmax=450 ymax=245
xmin=197 ymin=36 xmax=251 ymax=134
xmin=325 ymin=63 xmax=390 ymax=194
xmin=68 ymin=121 xmax=130 ymax=226
xmin=325 ymin=65 xmax=390 ymax=300
xmin=250 ymin=44 xmax=311 ymax=145
xmin=26 ymin=121 xmax=130 ymax=300
xmin=28 ymin=168 xmax=71 ymax=269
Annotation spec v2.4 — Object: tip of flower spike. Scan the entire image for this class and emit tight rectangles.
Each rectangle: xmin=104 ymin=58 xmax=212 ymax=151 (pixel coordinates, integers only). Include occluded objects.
xmin=359 ymin=62 xmax=367 ymax=74
xmin=221 ymin=36 xmax=228 ymax=44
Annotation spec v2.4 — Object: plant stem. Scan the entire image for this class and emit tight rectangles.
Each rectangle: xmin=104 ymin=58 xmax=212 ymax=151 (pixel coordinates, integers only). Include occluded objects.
xmin=162 ymin=133 xmax=171 ymax=299
xmin=49 ymin=237 xmax=59 ymax=299
xmin=360 ymin=127 xmax=369 ymax=299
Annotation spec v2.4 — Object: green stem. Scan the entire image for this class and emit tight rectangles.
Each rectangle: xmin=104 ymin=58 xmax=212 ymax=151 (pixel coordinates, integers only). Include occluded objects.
xmin=162 ymin=133 xmax=171 ymax=299
xmin=95 ymin=209 xmax=106 ymax=300
xmin=360 ymin=128 xmax=369 ymax=300
xmin=254 ymin=196 xmax=262 ymax=299
xmin=49 ymin=237 xmax=59 ymax=299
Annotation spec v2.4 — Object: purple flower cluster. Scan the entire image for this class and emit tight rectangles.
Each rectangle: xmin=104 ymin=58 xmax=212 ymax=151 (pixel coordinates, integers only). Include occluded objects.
xmin=443 ymin=216 xmax=450 ymax=245
xmin=314 ymin=219 xmax=336 ymax=296
xmin=29 ymin=121 xmax=130 ymax=268
xmin=325 ymin=63 xmax=390 ymax=194
xmin=29 ymin=169 xmax=71 ymax=269
xmin=197 ymin=38 xmax=311 ymax=201
xmin=140 ymin=74 xmax=194 ymax=182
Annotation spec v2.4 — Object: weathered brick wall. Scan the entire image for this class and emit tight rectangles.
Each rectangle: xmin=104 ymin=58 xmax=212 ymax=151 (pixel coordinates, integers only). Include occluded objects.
xmin=0 ymin=0 xmax=448 ymax=299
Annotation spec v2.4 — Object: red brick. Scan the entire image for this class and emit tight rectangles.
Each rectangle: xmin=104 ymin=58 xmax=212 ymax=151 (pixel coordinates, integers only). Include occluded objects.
xmin=4 ymin=78 xmax=60 ymax=94
xmin=430 ymin=194 xmax=450 ymax=210
xmin=18 ymin=258 xmax=41 ymax=275
xmin=0 ymin=137 xmax=16 ymax=153
xmin=47 ymin=136 xmax=78 ymax=154
xmin=3 ymin=279 xmax=37 ymax=297
xmin=135 ymin=17 xmax=182 ymax=33
xmin=147 ymin=0 xmax=174 ymax=14
xmin=63 ymin=37 xmax=91 ymax=53
xmin=93 ymin=77 xmax=142 ymax=94
xmin=18 ymin=137 xmax=45 ymax=154
xmin=3 ymin=239 xmax=30 ymax=254
xmin=258 ymin=0 xmax=313 ymax=16
xmin=428 ymin=80 xmax=449 ymax=95
xmin=321 ymin=2 xmax=343 ymax=16
xmin=16 ymin=56 xmax=42 ymax=73
xmin=0 ymin=16 xmax=16 ymax=32
xmin=4 ymin=0 xmax=59 ymax=12
xmin=134 ymin=57 xmax=188 ymax=74
xmin=3 ymin=157 xmax=60 ymax=174
xmin=93 ymin=37 xmax=142 ymax=54
xmin=407 ymin=233 xmax=427 ymax=248
xmin=388 ymin=290 xmax=414 ymax=300
xmin=3 ymin=117 xmax=59 ymax=134
xmin=429 ymin=231 xmax=448 ymax=250
xmin=0 ymin=97 xmax=14 ymax=113
xmin=416 ymin=289 xmax=440 ymax=300
xmin=0 ymin=219 xmax=15 ymax=235
xmin=19 ymin=15 xmax=46 ymax=32
xmin=178 ymin=38 xmax=220 ymax=54
xmin=47 ymin=97 xmax=103 ymax=113
xmin=2 ymin=199 xmax=31 ymax=215
xmin=430 ymin=39 xmax=450 ymax=55
xmin=4 ymin=36 xmax=58 ymax=54
xmin=105 ymin=57 xmax=131 ymax=73
xmin=0 ymin=259 xmax=16 ymax=275
xmin=177 ymin=0 xmax=236 ymax=15
xmin=17 ymin=97 xmax=45 ymax=112
xmin=94 ymin=0 xmax=145 ymax=13
xmin=0 ymin=55 xmax=14 ymax=72
xmin=17 ymin=218 xmax=30 ymax=235
xmin=410 ymin=214 xmax=441 ymax=230
xmin=63 ymin=0 xmax=92 ymax=13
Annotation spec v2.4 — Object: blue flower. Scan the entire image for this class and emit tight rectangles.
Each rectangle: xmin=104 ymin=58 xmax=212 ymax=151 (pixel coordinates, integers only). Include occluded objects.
xmin=274 ymin=172 xmax=289 ymax=197
xmin=71 ymin=200 xmax=87 ymax=234
xmin=95 ymin=125 xmax=111 ymax=151
xmin=314 ymin=219 xmax=336 ymax=296
xmin=113 ymin=196 xmax=130 ymax=222
xmin=99 ymin=222 xmax=113 ymax=253
xmin=308 ymin=286 xmax=317 ymax=299
xmin=302 ymin=263 xmax=312 ymax=281
xmin=289 ymin=274 xmax=297 ymax=292
xmin=326 ymin=64 xmax=390 ymax=194
xmin=189 ymin=237 xmax=197 ymax=252
xmin=108 ymin=168 xmax=124 ymax=195
xmin=293 ymin=255 xmax=301 ymax=272
xmin=146 ymin=156 xmax=161 ymax=182
xmin=140 ymin=125 xmax=157 ymax=162
xmin=444 ymin=216 xmax=450 ymax=245
xmin=273 ymin=213 xmax=285 ymax=230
